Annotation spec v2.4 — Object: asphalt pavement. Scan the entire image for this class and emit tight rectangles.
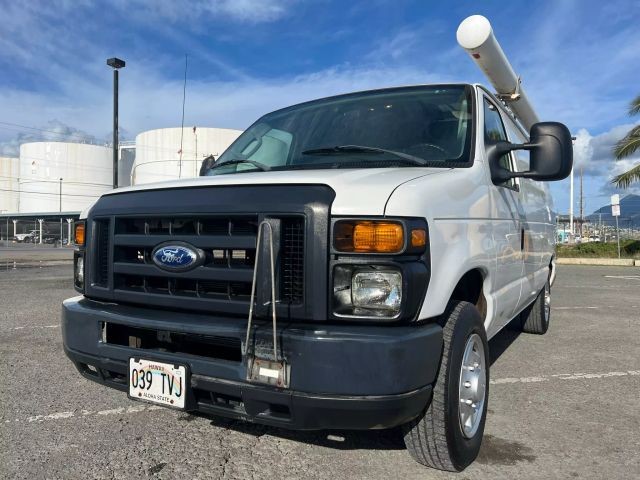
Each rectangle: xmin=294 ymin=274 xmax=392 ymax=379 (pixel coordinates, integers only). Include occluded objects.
xmin=0 ymin=264 xmax=639 ymax=479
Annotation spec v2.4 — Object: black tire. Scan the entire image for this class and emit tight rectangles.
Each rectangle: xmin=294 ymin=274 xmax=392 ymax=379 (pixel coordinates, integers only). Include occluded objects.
xmin=402 ymin=301 xmax=489 ymax=472
xmin=520 ymin=278 xmax=550 ymax=335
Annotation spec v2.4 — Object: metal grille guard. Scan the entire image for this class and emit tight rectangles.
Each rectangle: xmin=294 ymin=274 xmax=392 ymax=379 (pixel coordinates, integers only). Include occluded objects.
xmin=243 ymin=221 xmax=290 ymax=388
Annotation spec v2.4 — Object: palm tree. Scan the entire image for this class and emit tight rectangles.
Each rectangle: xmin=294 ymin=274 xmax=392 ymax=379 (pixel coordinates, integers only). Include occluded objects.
xmin=612 ymin=94 xmax=640 ymax=188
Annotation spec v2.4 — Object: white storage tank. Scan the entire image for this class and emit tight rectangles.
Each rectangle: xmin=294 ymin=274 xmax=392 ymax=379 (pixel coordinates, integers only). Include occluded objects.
xmin=132 ymin=127 xmax=242 ymax=185
xmin=18 ymin=142 xmax=112 ymax=213
xmin=0 ymin=156 xmax=20 ymax=213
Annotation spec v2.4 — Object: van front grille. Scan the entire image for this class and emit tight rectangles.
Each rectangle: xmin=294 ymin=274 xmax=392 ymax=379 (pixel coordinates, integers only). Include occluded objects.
xmin=91 ymin=215 xmax=305 ymax=316
xmin=281 ymin=217 xmax=305 ymax=304
xmin=83 ymin=185 xmax=334 ymax=321
xmin=94 ymin=219 xmax=110 ymax=287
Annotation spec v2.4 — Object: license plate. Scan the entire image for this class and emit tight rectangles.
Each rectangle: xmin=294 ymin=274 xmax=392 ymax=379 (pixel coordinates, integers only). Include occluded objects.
xmin=129 ymin=358 xmax=187 ymax=409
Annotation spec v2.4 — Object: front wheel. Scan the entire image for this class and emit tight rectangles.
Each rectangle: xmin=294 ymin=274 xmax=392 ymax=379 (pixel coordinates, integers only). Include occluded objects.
xmin=403 ymin=301 xmax=489 ymax=472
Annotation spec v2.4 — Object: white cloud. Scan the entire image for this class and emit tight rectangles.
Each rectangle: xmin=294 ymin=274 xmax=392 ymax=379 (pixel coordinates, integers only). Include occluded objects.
xmin=572 ymin=129 xmax=594 ymax=170
xmin=564 ymin=123 xmax=640 ymax=196
xmin=0 ymin=121 xmax=99 ymax=157
xmin=114 ymin=0 xmax=294 ymax=24
xmin=0 ymin=60 xmax=448 ymax=152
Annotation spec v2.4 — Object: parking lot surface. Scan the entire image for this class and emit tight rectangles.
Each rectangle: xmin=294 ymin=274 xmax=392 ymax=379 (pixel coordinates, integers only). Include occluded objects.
xmin=1 ymin=264 xmax=639 ymax=479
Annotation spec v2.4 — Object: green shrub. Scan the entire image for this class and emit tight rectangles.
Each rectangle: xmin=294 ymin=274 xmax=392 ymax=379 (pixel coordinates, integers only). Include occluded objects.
xmin=556 ymin=240 xmax=640 ymax=258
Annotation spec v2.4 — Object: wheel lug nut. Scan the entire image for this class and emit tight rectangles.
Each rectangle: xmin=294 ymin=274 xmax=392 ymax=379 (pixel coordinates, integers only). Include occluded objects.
xmin=464 ymin=381 xmax=471 ymax=388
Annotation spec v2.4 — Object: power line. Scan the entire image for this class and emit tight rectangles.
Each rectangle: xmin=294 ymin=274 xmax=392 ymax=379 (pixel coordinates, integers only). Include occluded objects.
xmin=0 ymin=187 xmax=106 ymax=198
xmin=0 ymin=175 xmax=112 ymax=187
xmin=0 ymin=121 xmax=97 ymax=142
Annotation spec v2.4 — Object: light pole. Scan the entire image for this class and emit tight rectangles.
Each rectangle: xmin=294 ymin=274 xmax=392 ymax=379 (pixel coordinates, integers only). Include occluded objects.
xmin=107 ymin=57 xmax=125 ymax=189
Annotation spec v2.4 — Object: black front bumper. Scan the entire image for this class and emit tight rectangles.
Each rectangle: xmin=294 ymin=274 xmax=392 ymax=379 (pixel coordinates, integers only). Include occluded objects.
xmin=62 ymin=297 xmax=443 ymax=430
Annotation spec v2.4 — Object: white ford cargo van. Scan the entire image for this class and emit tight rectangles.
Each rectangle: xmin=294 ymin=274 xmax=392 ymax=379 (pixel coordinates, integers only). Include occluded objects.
xmin=62 ymin=16 xmax=572 ymax=472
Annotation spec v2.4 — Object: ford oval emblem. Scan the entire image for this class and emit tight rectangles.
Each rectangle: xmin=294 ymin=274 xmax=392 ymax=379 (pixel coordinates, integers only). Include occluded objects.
xmin=151 ymin=242 xmax=204 ymax=272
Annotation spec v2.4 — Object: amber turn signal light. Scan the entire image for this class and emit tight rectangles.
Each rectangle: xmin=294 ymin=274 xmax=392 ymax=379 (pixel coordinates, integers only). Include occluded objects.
xmin=334 ymin=221 xmax=404 ymax=253
xmin=410 ymin=228 xmax=427 ymax=248
xmin=74 ymin=222 xmax=86 ymax=246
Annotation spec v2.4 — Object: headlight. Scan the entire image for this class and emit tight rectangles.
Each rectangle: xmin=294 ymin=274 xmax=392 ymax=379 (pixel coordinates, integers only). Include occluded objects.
xmin=74 ymin=252 xmax=84 ymax=292
xmin=352 ymin=271 xmax=402 ymax=313
xmin=333 ymin=266 xmax=403 ymax=319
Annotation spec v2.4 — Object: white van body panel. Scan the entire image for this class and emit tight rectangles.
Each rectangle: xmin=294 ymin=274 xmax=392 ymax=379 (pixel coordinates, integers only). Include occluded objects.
xmin=102 ymin=167 xmax=445 ymax=217
xmin=504 ymin=115 xmax=555 ymax=321
xmin=386 ymin=86 xmax=555 ymax=339
xmin=87 ymin=85 xmax=556 ymax=341
xmin=384 ymin=161 xmax=500 ymax=334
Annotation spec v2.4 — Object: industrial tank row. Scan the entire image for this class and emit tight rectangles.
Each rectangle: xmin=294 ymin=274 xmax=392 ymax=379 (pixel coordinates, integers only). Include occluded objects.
xmin=133 ymin=127 xmax=241 ymax=184
xmin=0 ymin=156 xmax=20 ymax=213
xmin=0 ymin=127 xmax=242 ymax=214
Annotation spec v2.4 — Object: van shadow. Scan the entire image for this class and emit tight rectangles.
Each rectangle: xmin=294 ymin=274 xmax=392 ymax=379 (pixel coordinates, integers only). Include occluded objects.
xmin=193 ymin=413 xmax=407 ymax=451
xmin=488 ymin=317 xmax=523 ymax=366
xmin=195 ymin=318 xmax=523 ymax=451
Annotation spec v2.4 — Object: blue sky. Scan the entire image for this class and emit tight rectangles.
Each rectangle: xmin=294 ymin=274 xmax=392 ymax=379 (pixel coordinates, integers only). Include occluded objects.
xmin=1 ymin=0 xmax=639 ymax=214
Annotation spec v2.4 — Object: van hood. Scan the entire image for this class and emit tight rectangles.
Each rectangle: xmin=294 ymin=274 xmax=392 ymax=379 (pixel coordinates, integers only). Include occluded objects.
xmin=102 ymin=168 xmax=449 ymax=216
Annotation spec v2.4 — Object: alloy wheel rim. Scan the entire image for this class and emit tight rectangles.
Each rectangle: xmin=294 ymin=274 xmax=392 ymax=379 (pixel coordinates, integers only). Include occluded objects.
xmin=458 ymin=333 xmax=487 ymax=439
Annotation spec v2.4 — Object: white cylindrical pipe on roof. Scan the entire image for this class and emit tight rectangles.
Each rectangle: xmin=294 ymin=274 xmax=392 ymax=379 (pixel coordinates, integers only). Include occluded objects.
xmin=456 ymin=15 xmax=539 ymax=131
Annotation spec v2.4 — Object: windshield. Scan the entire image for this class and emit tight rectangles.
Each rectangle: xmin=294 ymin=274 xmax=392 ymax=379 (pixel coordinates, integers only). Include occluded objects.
xmin=204 ymin=85 xmax=473 ymax=175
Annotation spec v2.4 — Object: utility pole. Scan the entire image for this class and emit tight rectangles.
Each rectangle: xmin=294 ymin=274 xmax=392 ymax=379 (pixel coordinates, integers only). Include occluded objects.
xmin=569 ymin=166 xmax=574 ymax=239
xmin=616 ymin=215 xmax=621 ymax=258
xmin=579 ymin=166 xmax=584 ymax=239
xmin=569 ymin=136 xmax=576 ymax=241
xmin=611 ymin=195 xmax=621 ymax=258
xmin=107 ymin=57 xmax=126 ymax=189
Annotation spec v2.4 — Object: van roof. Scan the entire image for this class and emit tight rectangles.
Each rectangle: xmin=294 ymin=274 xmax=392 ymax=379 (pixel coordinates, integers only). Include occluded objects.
xmin=265 ymin=83 xmax=474 ymax=115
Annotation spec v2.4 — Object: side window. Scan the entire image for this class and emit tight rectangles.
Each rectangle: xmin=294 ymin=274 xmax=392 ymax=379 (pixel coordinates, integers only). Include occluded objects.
xmin=483 ymin=98 xmax=515 ymax=188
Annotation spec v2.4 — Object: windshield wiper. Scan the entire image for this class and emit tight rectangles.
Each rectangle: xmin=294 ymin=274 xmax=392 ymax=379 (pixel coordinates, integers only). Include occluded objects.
xmin=301 ymin=145 xmax=429 ymax=166
xmin=208 ymin=158 xmax=271 ymax=172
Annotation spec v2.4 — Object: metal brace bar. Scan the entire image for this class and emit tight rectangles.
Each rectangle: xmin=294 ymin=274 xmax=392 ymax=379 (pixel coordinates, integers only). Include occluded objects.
xmin=496 ymin=76 xmax=522 ymax=102
xmin=244 ymin=220 xmax=278 ymax=361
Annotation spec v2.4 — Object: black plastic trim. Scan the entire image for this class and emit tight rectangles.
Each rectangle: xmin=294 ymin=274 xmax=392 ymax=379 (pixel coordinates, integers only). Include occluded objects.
xmin=64 ymin=345 xmax=433 ymax=431
xmin=84 ymin=185 xmax=335 ymax=322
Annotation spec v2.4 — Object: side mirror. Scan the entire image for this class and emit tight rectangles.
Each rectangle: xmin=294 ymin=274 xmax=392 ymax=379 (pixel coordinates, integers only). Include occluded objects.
xmin=489 ymin=121 xmax=573 ymax=183
xmin=199 ymin=154 xmax=216 ymax=176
